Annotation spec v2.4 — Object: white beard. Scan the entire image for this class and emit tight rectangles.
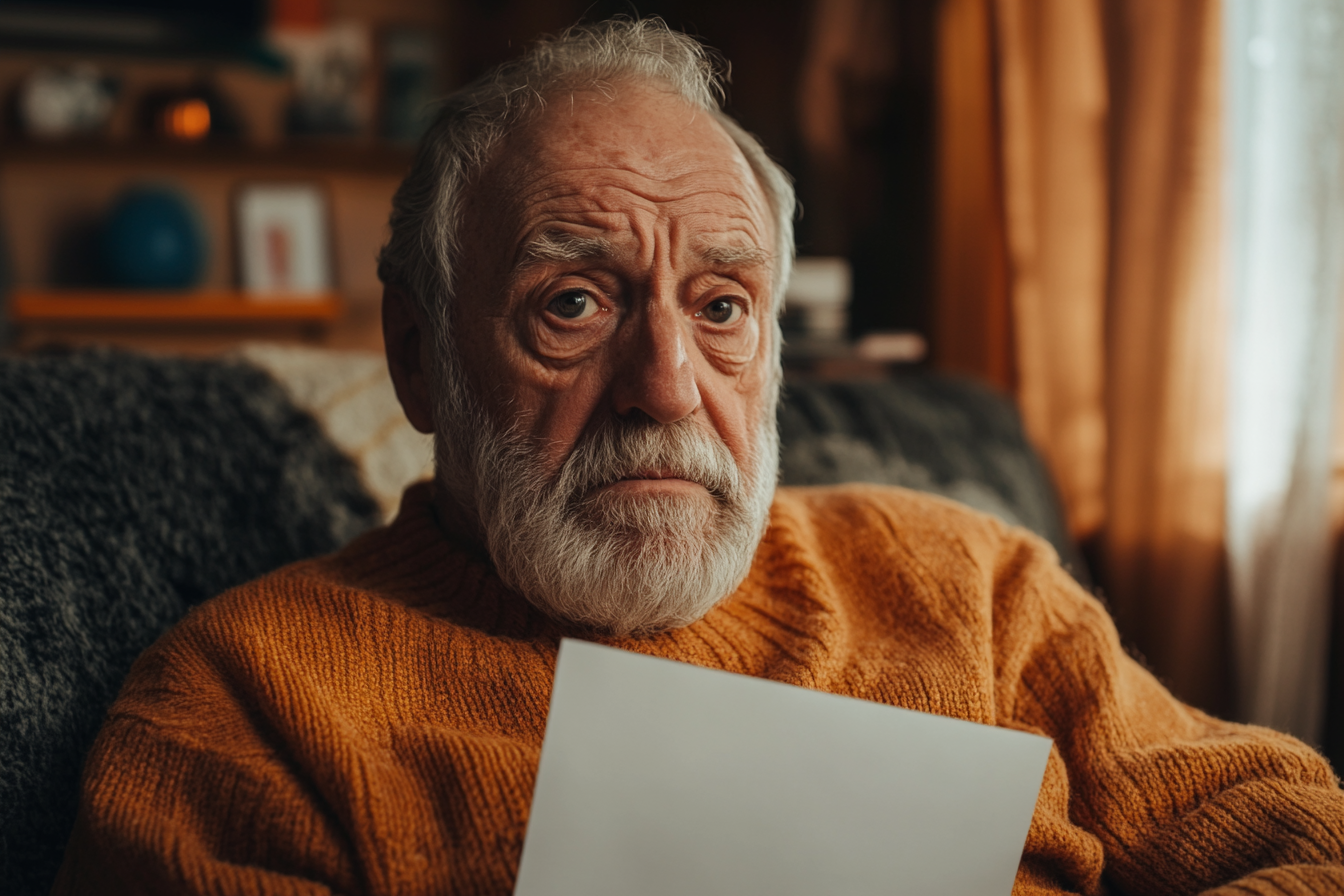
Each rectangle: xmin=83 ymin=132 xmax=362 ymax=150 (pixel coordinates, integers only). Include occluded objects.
xmin=430 ymin=355 xmax=779 ymax=636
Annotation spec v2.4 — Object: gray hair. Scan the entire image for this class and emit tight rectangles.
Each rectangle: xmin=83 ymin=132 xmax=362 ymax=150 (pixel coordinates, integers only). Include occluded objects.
xmin=376 ymin=17 xmax=796 ymax=338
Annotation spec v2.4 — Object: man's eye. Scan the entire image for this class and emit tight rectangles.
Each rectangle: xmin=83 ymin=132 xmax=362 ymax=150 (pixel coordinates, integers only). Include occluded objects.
xmin=698 ymin=298 xmax=741 ymax=325
xmin=548 ymin=290 xmax=598 ymax=320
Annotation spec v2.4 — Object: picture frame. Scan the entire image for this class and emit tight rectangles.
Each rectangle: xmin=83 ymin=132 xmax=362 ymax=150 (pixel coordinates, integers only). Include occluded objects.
xmin=234 ymin=182 xmax=333 ymax=298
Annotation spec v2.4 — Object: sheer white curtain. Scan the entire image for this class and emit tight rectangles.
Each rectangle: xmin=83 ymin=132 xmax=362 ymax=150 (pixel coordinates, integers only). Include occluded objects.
xmin=1225 ymin=0 xmax=1344 ymax=742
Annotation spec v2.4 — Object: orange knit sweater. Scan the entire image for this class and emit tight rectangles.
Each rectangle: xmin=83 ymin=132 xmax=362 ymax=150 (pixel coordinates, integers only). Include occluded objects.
xmin=54 ymin=483 xmax=1344 ymax=895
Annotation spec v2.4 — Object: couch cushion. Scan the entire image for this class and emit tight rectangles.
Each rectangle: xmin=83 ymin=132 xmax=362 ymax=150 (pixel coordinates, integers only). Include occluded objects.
xmin=778 ymin=376 xmax=1087 ymax=583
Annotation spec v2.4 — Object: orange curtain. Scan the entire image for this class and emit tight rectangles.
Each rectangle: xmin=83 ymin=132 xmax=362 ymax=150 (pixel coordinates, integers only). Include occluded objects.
xmin=936 ymin=0 xmax=1229 ymax=713
xmin=935 ymin=0 xmax=1014 ymax=393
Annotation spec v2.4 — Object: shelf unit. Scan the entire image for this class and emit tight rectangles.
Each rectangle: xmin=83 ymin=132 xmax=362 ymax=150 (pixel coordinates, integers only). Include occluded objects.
xmin=0 ymin=1 xmax=451 ymax=357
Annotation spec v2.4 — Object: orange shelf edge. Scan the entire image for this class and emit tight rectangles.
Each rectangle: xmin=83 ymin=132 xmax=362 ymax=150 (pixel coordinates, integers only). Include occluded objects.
xmin=9 ymin=289 xmax=345 ymax=324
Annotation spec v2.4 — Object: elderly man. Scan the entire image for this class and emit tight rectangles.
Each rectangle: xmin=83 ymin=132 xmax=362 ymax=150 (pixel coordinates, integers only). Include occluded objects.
xmin=55 ymin=18 xmax=1344 ymax=896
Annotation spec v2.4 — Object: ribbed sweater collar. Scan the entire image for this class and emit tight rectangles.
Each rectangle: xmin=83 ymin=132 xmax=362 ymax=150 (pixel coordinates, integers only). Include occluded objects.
xmin=326 ymin=482 xmax=554 ymax=639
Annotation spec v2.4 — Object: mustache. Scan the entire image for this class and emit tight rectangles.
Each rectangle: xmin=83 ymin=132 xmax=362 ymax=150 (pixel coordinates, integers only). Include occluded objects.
xmin=552 ymin=414 xmax=742 ymax=504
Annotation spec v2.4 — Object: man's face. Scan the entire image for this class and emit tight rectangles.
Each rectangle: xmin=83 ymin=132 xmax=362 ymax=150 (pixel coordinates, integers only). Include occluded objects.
xmin=419 ymin=83 xmax=781 ymax=635
xmin=454 ymin=82 xmax=778 ymax=499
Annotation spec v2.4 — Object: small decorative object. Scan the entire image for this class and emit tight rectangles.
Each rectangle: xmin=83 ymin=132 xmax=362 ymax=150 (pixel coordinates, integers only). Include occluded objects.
xmin=380 ymin=27 xmax=438 ymax=144
xmin=270 ymin=21 xmax=370 ymax=136
xmin=784 ymin=257 xmax=852 ymax=340
xmin=137 ymin=82 xmax=243 ymax=143
xmin=235 ymin=183 xmax=332 ymax=297
xmin=16 ymin=64 xmax=118 ymax=139
xmin=100 ymin=185 xmax=207 ymax=289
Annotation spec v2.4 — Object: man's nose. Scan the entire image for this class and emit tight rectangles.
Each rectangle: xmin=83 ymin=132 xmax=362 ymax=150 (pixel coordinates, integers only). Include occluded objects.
xmin=610 ymin=299 xmax=701 ymax=423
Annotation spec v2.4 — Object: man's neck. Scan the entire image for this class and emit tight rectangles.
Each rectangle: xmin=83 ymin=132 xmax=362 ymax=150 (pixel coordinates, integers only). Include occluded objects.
xmin=428 ymin=480 xmax=492 ymax=560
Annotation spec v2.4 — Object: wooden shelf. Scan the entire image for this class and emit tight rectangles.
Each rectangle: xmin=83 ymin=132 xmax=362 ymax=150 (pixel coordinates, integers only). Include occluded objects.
xmin=0 ymin=141 xmax=415 ymax=175
xmin=10 ymin=289 xmax=344 ymax=325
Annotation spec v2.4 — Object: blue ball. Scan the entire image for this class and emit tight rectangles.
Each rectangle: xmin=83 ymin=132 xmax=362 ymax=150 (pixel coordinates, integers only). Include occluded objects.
xmin=101 ymin=186 xmax=205 ymax=289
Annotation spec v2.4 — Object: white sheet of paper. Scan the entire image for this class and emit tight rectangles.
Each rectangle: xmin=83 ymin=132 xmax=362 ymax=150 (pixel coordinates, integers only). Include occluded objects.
xmin=514 ymin=639 xmax=1052 ymax=896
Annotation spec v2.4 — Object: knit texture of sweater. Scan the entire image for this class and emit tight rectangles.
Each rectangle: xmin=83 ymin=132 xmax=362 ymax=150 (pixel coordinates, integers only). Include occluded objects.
xmin=54 ymin=483 xmax=1344 ymax=895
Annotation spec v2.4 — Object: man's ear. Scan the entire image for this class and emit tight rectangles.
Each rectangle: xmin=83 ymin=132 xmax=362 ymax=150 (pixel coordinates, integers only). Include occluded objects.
xmin=382 ymin=285 xmax=437 ymax=435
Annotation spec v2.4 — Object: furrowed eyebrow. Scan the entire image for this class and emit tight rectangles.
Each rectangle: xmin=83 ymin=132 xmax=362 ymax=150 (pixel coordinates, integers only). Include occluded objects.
xmin=513 ymin=234 xmax=770 ymax=273
xmin=698 ymin=244 xmax=771 ymax=267
xmin=517 ymin=232 xmax=616 ymax=267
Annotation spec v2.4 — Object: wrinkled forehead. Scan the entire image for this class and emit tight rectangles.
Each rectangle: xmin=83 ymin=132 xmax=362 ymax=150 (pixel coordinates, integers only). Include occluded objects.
xmin=466 ymin=83 xmax=774 ymax=249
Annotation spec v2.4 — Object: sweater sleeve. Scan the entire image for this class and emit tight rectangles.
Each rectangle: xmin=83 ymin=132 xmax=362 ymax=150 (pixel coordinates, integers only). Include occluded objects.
xmin=50 ymin=631 xmax=362 ymax=896
xmin=994 ymin=530 xmax=1344 ymax=896
xmin=51 ymin=576 xmax=537 ymax=896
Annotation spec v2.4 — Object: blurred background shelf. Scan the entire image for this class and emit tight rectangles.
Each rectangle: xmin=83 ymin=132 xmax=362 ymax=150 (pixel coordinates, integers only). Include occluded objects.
xmin=11 ymin=288 xmax=344 ymax=323
xmin=0 ymin=142 xmax=415 ymax=175
xmin=5 ymin=288 xmax=381 ymax=355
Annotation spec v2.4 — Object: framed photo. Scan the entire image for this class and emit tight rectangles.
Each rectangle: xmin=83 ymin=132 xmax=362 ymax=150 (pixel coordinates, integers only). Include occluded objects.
xmin=235 ymin=183 xmax=332 ymax=298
